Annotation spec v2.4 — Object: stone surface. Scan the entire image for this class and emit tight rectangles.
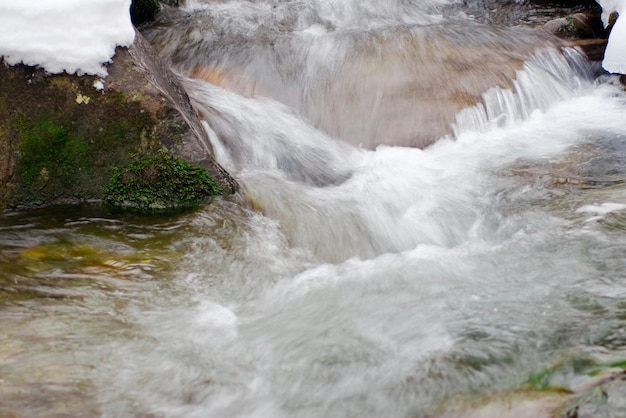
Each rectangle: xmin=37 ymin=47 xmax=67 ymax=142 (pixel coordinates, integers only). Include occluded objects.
xmin=543 ymin=13 xmax=604 ymax=39
xmin=564 ymin=372 xmax=626 ymax=418
xmin=0 ymin=30 xmax=236 ymax=211
xmin=564 ymin=38 xmax=608 ymax=61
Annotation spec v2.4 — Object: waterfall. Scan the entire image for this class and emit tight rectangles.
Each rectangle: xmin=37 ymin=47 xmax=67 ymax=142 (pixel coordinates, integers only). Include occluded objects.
xmin=452 ymin=47 xmax=595 ymax=136
xmin=182 ymin=38 xmax=605 ymax=263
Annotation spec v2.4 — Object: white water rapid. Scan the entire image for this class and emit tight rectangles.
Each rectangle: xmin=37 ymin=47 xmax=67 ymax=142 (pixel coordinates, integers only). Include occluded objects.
xmin=3 ymin=0 xmax=626 ymax=417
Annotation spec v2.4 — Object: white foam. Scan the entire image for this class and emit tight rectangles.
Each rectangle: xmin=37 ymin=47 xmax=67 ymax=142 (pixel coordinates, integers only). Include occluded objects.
xmin=576 ymin=202 xmax=626 ymax=214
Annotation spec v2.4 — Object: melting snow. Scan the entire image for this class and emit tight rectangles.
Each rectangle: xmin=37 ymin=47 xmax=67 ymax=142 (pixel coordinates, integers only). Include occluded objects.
xmin=596 ymin=0 xmax=626 ymax=74
xmin=0 ymin=0 xmax=135 ymax=76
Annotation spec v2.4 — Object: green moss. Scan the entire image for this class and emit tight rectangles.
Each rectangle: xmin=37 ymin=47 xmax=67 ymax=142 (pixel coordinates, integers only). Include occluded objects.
xmin=103 ymin=150 xmax=219 ymax=213
xmin=525 ymin=356 xmax=595 ymax=391
xmin=1 ymin=58 xmax=235 ymax=210
xmin=16 ymin=116 xmax=87 ymax=191
xmin=561 ymin=15 xmax=594 ymax=39
xmin=7 ymin=74 xmax=160 ymax=207
xmin=523 ymin=354 xmax=626 ymax=392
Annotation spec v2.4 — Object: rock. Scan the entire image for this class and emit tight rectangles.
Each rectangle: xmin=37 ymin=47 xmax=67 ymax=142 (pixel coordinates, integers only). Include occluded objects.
xmin=541 ymin=8 xmax=613 ymax=63
xmin=131 ymin=0 xmax=161 ymax=26
xmin=0 ymin=30 xmax=237 ymax=211
xmin=563 ymin=38 xmax=608 ymax=61
xmin=462 ymin=0 xmax=601 ymax=26
xmin=530 ymin=0 xmax=599 ymax=6
xmin=122 ymin=30 xmax=237 ymax=194
xmin=562 ymin=370 xmax=626 ymax=417
xmin=427 ymin=391 xmax=571 ymax=418
xmin=543 ymin=12 xmax=606 ymax=39
xmin=103 ymin=150 xmax=220 ymax=212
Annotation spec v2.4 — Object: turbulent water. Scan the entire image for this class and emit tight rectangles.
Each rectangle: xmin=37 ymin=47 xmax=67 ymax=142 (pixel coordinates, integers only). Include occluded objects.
xmin=3 ymin=0 xmax=626 ymax=417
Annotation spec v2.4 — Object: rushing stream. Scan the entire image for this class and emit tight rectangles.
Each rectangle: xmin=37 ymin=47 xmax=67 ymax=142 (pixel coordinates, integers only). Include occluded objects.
xmin=3 ymin=0 xmax=626 ymax=417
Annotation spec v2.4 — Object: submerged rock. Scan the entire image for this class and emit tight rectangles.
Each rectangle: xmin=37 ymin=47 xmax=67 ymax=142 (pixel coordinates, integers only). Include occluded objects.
xmin=426 ymin=349 xmax=626 ymax=418
xmin=0 ymin=30 xmax=236 ymax=211
xmin=564 ymin=371 xmax=626 ymax=417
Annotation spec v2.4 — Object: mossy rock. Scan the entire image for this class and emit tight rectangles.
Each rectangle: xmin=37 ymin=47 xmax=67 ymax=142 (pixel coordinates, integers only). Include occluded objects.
xmin=0 ymin=31 xmax=236 ymax=211
xmin=0 ymin=68 xmax=157 ymax=207
xmin=104 ymin=150 xmax=219 ymax=212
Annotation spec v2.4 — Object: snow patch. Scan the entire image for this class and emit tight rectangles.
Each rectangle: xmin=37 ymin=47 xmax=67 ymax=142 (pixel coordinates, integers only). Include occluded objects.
xmin=596 ymin=0 xmax=626 ymax=74
xmin=0 ymin=0 xmax=135 ymax=77
xmin=94 ymin=80 xmax=105 ymax=91
xmin=597 ymin=0 xmax=623 ymax=27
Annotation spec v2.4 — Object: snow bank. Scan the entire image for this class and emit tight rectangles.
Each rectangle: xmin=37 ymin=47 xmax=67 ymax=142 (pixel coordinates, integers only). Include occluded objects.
xmin=596 ymin=0 xmax=626 ymax=74
xmin=0 ymin=0 xmax=135 ymax=76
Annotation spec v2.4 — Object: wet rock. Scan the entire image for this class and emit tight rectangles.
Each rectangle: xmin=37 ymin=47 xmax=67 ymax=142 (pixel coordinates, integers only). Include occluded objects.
xmin=530 ymin=0 xmax=599 ymax=7
xmin=0 ymin=30 xmax=236 ymax=211
xmin=103 ymin=150 xmax=220 ymax=212
xmin=562 ymin=370 xmax=626 ymax=418
xmin=543 ymin=13 xmax=604 ymax=39
xmin=428 ymin=376 xmax=626 ymax=418
xmin=563 ymin=38 xmax=608 ymax=61
xmin=426 ymin=391 xmax=570 ymax=418
xmin=460 ymin=0 xmax=600 ymax=26
xmin=540 ymin=4 xmax=620 ymax=64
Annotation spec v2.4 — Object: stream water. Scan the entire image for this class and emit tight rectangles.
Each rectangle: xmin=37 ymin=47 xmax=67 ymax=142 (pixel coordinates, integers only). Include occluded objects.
xmin=3 ymin=0 xmax=626 ymax=417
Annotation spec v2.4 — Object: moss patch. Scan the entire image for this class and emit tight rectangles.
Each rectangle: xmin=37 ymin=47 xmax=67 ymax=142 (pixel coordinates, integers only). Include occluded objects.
xmin=1 ymin=46 xmax=236 ymax=210
xmin=11 ymin=92 xmax=156 ymax=206
xmin=16 ymin=117 xmax=87 ymax=192
xmin=104 ymin=150 xmax=219 ymax=213
xmin=0 ymin=65 xmax=169 ymax=208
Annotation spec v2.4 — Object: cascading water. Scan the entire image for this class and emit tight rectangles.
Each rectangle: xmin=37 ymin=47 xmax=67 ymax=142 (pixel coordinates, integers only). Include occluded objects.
xmin=3 ymin=0 xmax=626 ymax=417
xmin=144 ymin=0 xmax=560 ymax=148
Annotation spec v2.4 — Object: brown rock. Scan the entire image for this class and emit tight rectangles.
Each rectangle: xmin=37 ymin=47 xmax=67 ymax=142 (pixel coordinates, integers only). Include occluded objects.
xmin=543 ymin=13 xmax=604 ymax=39
xmin=563 ymin=38 xmax=608 ymax=61
xmin=0 ymin=30 xmax=236 ymax=211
